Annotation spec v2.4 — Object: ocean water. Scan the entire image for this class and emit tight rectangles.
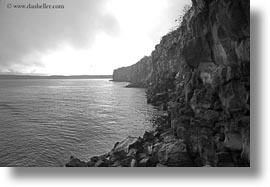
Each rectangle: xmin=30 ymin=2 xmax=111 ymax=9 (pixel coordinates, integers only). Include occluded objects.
xmin=0 ymin=79 xmax=158 ymax=166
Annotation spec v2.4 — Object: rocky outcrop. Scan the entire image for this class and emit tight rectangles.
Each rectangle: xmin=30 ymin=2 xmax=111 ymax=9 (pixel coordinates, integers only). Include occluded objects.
xmin=112 ymin=56 xmax=152 ymax=88
xmin=66 ymin=114 xmax=194 ymax=167
xmin=146 ymin=0 xmax=250 ymax=166
xmin=67 ymin=0 xmax=250 ymax=167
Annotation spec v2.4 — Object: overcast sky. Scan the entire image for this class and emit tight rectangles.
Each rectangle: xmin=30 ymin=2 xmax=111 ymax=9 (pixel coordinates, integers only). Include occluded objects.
xmin=0 ymin=0 xmax=191 ymax=75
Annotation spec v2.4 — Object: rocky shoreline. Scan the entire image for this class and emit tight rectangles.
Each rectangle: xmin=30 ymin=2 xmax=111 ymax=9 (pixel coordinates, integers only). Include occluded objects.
xmin=66 ymin=112 xmax=195 ymax=167
xmin=66 ymin=0 xmax=250 ymax=167
xmin=66 ymin=97 xmax=249 ymax=167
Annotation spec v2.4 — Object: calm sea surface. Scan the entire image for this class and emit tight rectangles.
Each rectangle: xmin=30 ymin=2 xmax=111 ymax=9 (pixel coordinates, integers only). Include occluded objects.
xmin=0 ymin=79 xmax=158 ymax=166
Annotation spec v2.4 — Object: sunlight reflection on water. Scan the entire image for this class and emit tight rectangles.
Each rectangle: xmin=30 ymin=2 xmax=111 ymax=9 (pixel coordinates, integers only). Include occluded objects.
xmin=0 ymin=79 xmax=158 ymax=166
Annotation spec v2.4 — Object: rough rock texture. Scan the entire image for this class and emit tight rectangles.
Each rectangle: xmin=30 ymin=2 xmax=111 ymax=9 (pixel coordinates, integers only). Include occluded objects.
xmin=112 ymin=56 xmax=152 ymax=88
xmin=146 ymin=0 xmax=250 ymax=167
xmin=67 ymin=0 xmax=250 ymax=167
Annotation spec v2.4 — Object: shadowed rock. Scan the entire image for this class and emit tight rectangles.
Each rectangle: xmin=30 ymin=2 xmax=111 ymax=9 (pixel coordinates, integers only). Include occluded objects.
xmin=66 ymin=0 xmax=249 ymax=167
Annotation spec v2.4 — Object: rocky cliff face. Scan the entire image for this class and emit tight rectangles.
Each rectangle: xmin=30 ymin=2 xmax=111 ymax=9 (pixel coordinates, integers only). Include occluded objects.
xmin=112 ymin=56 xmax=152 ymax=87
xmin=146 ymin=0 xmax=250 ymax=166
xmin=67 ymin=0 xmax=250 ymax=167
xmin=112 ymin=0 xmax=249 ymax=167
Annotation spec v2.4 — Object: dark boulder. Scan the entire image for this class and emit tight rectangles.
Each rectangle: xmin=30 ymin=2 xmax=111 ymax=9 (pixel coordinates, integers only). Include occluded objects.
xmin=65 ymin=156 xmax=87 ymax=167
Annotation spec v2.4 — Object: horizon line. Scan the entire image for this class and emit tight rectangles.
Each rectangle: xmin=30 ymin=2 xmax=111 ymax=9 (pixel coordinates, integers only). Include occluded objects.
xmin=0 ymin=74 xmax=112 ymax=80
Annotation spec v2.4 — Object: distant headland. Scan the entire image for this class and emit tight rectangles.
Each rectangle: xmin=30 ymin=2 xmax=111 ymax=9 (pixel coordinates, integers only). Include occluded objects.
xmin=0 ymin=75 xmax=112 ymax=80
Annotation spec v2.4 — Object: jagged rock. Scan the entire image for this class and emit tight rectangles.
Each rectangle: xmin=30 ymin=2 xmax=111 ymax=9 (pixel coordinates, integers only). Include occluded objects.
xmin=65 ymin=156 xmax=87 ymax=167
xmin=87 ymin=160 xmax=95 ymax=167
xmin=159 ymin=129 xmax=175 ymax=143
xmin=90 ymin=156 xmax=100 ymax=163
xmin=156 ymin=121 xmax=171 ymax=134
xmin=223 ymin=131 xmax=249 ymax=165
xmin=127 ymin=148 xmax=137 ymax=157
xmin=111 ymin=160 xmax=121 ymax=167
xmin=224 ymin=133 xmax=243 ymax=151
xmin=171 ymin=116 xmax=190 ymax=136
xmin=219 ymin=81 xmax=249 ymax=115
xmin=66 ymin=0 xmax=249 ymax=168
xmin=215 ymin=140 xmax=227 ymax=153
xmin=137 ymin=157 xmax=156 ymax=167
xmin=94 ymin=159 xmax=109 ymax=167
xmin=109 ymin=136 xmax=138 ymax=163
xmin=175 ymin=126 xmax=186 ymax=139
xmin=128 ymin=138 xmax=144 ymax=152
xmin=113 ymin=136 xmax=138 ymax=153
xmin=202 ymin=110 xmax=220 ymax=125
xmin=137 ymin=152 xmax=148 ymax=161
xmin=142 ymin=131 xmax=155 ymax=142
xmin=168 ymin=102 xmax=181 ymax=118
xmin=157 ymin=140 xmax=193 ymax=167
xmin=109 ymin=150 xmax=126 ymax=163
xmin=119 ymin=157 xmax=133 ymax=167
xmin=148 ymin=92 xmax=169 ymax=106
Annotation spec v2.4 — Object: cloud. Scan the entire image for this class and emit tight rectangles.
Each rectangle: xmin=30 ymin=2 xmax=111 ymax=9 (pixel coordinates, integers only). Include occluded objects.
xmin=0 ymin=0 xmax=119 ymax=73
xmin=0 ymin=0 xmax=191 ymax=75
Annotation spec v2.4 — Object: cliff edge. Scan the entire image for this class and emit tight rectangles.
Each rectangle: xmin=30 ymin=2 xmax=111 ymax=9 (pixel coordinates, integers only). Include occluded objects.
xmin=67 ymin=0 xmax=250 ymax=167
xmin=112 ymin=56 xmax=152 ymax=88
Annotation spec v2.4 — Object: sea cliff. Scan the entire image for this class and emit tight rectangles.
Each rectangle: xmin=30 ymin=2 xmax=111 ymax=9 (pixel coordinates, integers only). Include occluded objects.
xmin=66 ymin=0 xmax=250 ymax=167
xmin=112 ymin=56 xmax=152 ymax=88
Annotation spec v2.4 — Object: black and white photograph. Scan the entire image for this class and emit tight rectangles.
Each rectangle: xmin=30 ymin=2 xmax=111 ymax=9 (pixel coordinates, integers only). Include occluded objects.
xmin=0 ymin=0 xmax=251 ymax=168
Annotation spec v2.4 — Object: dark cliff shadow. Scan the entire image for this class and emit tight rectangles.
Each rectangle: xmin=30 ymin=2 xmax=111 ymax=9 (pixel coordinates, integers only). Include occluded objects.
xmin=9 ymin=11 xmax=262 ymax=180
